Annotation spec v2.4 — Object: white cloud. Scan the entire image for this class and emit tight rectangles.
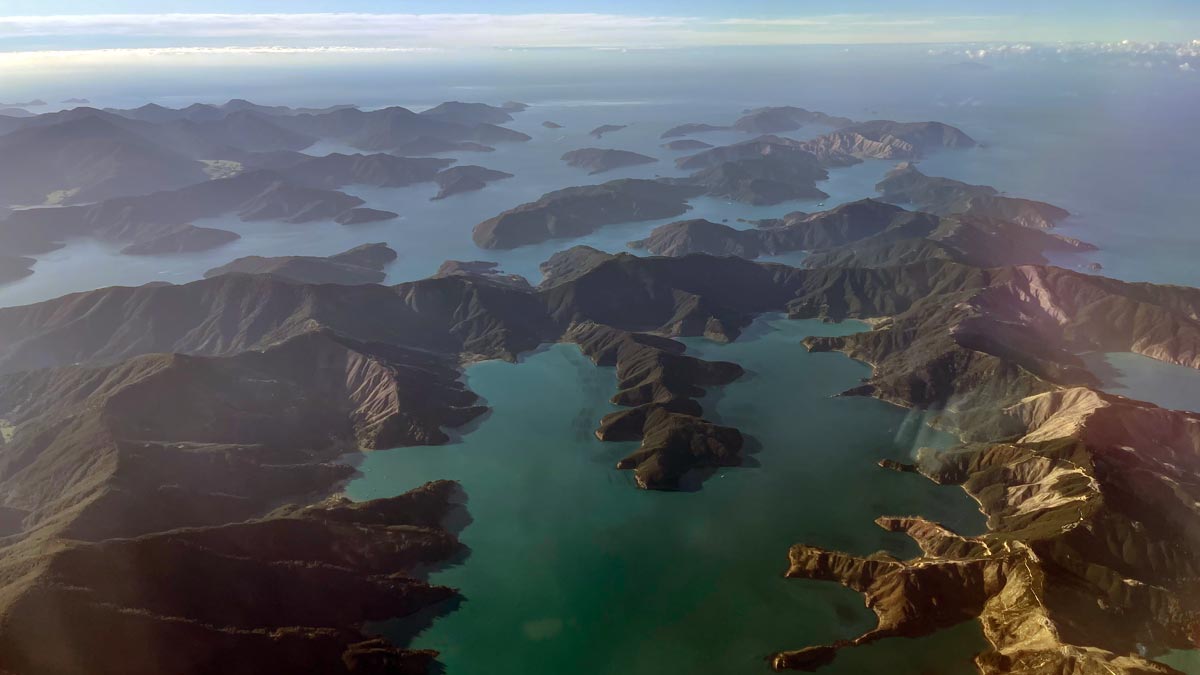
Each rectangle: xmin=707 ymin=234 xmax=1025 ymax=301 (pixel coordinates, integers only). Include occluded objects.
xmin=0 ymin=13 xmax=695 ymax=41
xmin=0 ymin=45 xmax=439 ymax=69
xmin=0 ymin=12 xmax=1012 ymax=50
xmin=933 ymin=40 xmax=1200 ymax=73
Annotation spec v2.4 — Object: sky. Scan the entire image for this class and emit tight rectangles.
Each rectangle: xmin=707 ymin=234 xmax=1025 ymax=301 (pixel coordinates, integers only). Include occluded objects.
xmin=1 ymin=1 xmax=1197 ymax=48
xmin=0 ymin=1 xmax=1196 ymax=72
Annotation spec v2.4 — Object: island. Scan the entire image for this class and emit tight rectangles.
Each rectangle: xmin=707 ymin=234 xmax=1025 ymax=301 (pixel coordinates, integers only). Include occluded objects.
xmin=589 ymin=124 xmax=627 ymax=139
xmin=876 ymin=162 xmax=1070 ymax=229
xmin=560 ymin=148 xmax=657 ymax=174
xmin=662 ymin=139 xmax=714 ymax=151
xmin=732 ymin=106 xmax=854 ymax=133
xmin=660 ymin=123 xmax=730 ymax=138
xmin=120 ymin=224 xmax=242 ymax=255
xmin=0 ymin=99 xmax=46 ymax=107
xmin=472 ymin=179 xmax=702 ymax=249
xmin=204 ymin=242 xmax=398 ymax=285
xmin=419 ymin=101 xmax=516 ymax=126
xmin=334 ymin=207 xmax=399 ymax=225
xmin=278 ymin=104 xmax=531 ymax=152
xmin=677 ymin=121 xmax=978 ymax=173
xmin=674 ymin=154 xmax=829 ymax=204
xmin=432 ymin=165 xmax=514 ymax=200
xmin=542 ymin=121 xmax=563 ymax=129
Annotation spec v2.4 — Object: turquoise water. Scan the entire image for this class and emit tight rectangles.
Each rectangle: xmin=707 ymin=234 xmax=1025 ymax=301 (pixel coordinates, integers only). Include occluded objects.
xmin=1159 ymin=650 xmax=1200 ymax=674
xmin=346 ymin=315 xmax=986 ymax=674
xmin=1083 ymin=352 xmax=1200 ymax=413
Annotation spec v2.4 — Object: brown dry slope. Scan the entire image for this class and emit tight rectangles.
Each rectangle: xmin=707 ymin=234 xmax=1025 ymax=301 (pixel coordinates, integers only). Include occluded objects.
xmin=0 ymin=254 xmax=1197 ymax=673
xmin=774 ymin=262 xmax=1200 ymax=674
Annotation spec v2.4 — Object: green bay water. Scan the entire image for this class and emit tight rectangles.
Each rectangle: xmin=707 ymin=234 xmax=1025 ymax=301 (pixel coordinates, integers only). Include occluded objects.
xmin=346 ymin=315 xmax=987 ymax=674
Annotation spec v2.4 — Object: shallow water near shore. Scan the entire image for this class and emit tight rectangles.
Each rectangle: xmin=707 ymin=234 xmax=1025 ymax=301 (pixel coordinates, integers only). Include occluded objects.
xmin=347 ymin=315 xmax=986 ymax=674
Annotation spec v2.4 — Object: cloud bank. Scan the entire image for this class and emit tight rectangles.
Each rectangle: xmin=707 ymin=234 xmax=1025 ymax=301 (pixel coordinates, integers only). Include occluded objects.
xmin=0 ymin=12 xmax=1004 ymax=50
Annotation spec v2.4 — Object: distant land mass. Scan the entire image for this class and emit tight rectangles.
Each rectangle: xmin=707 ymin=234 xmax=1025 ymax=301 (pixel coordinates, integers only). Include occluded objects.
xmin=0 ymin=170 xmax=367 ymax=257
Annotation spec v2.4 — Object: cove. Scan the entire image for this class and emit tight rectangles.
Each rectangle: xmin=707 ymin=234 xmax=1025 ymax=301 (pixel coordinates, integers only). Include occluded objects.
xmin=1082 ymin=351 xmax=1200 ymax=414
xmin=346 ymin=315 xmax=987 ymax=674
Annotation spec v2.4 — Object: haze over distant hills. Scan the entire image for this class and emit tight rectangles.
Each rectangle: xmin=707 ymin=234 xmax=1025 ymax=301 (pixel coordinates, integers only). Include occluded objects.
xmin=0 ymin=100 xmax=537 ymax=277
